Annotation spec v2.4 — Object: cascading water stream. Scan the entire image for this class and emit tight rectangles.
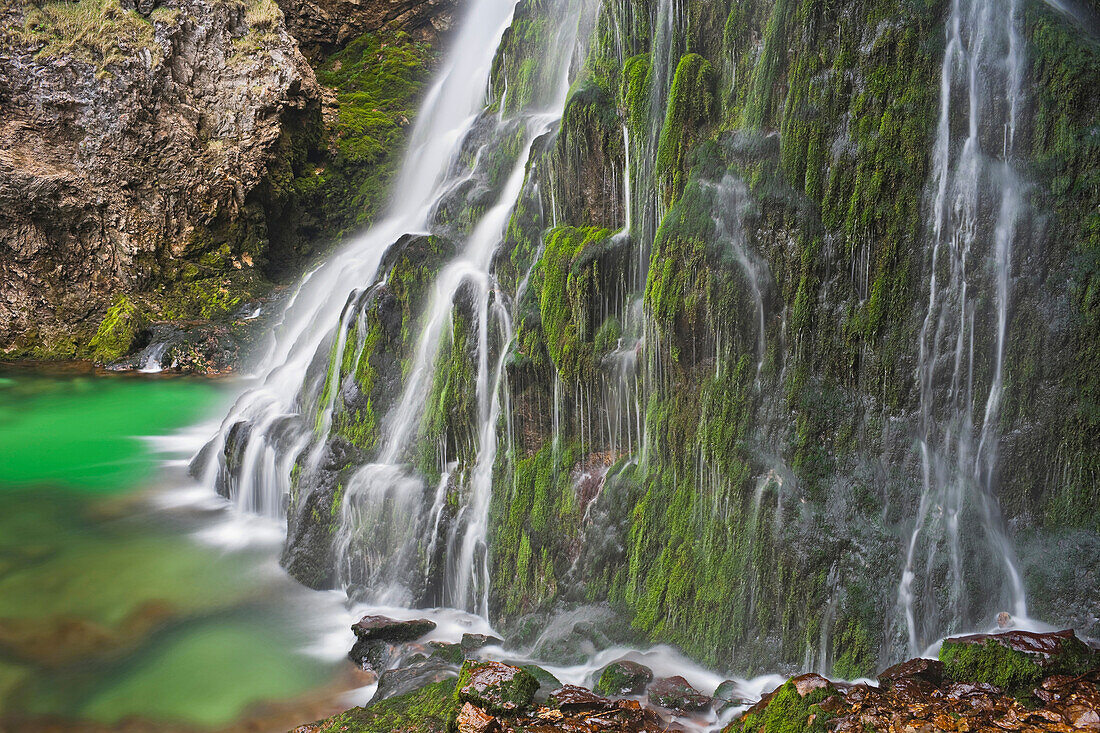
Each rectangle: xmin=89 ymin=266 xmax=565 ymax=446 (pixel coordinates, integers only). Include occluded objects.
xmin=899 ymin=0 xmax=1030 ymax=656
xmin=196 ymin=0 xmax=598 ymax=617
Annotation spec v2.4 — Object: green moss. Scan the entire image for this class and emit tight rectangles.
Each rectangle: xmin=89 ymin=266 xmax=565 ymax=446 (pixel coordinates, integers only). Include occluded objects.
xmin=538 ymin=226 xmax=614 ymax=381
xmin=304 ymin=679 xmax=459 ymax=733
xmin=11 ymin=0 xmax=157 ymax=73
xmin=656 ymin=53 xmax=717 ymax=197
xmin=87 ymin=296 xmax=147 ymax=363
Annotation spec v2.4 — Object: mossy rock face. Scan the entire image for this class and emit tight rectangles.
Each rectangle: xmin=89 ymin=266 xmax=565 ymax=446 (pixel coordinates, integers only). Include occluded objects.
xmin=939 ymin=629 xmax=1098 ymax=695
xmin=296 ymin=678 xmax=459 ymax=733
xmin=594 ymin=659 xmax=653 ymax=696
xmin=722 ymin=676 xmax=840 ymax=733
xmin=454 ymin=660 xmax=539 ymax=715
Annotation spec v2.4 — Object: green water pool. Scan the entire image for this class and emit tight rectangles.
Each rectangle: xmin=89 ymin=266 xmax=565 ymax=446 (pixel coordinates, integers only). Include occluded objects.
xmin=0 ymin=366 xmax=344 ymax=730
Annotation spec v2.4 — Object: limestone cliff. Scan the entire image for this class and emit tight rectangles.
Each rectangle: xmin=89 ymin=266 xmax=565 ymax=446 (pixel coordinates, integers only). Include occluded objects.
xmin=0 ymin=0 xmax=320 ymax=359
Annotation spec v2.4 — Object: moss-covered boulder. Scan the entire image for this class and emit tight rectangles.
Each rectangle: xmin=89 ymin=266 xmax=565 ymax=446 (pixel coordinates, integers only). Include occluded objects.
xmin=454 ymin=660 xmax=539 ymax=715
xmin=294 ymin=678 xmax=459 ymax=733
xmin=939 ymin=629 xmax=1098 ymax=696
xmin=722 ymin=675 xmax=841 ymax=733
xmin=88 ymin=296 xmax=147 ymax=363
xmin=594 ymin=659 xmax=653 ymax=696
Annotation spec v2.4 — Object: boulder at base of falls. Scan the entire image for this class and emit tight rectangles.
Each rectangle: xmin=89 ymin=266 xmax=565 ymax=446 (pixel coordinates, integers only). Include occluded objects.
xmin=712 ymin=680 xmax=748 ymax=712
xmin=348 ymin=615 xmax=437 ymax=670
xmin=595 ymin=659 xmax=654 ymax=697
xmin=455 ymin=661 xmax=539 ymax=715
xmin=646 ymin=675 xmax=712 ymax=713
xmin=939 ymin=628 xmax=1098 ymax=694
xmin=461 ymin=632 xmax=503 ymax=652
xmin=722 ymin=636 xmax=1100 ymax=733
xmin=352 ymin=615 xmax=437 ymax=643
xmin=877 ymin=656 xmax=944 ymax=688
xmin=547 ymin=684 xmax=614 ymax=712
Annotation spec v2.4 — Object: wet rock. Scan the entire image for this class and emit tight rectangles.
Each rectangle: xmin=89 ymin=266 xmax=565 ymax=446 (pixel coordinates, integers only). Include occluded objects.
xmin=939 ymin=629 xmax=1097 ymax=693
xmin=296 ymin=678 xmax=459 ymax=733
xmin=457 ymin=701 xmax=499 ymax=733
xmin=348 ymin=638 xmax=394 ymax=671
xmin=790 ymin=673 xmax=834 ymax=697
xmin=461 ymin=632 xmax=503 ymax=651
xmin=352 ymin=615 xmax=437 ymax=643
xmin=548 ymin=684 xmax=614 ymax=711
xmin=517 ymin=663 xmax=562 ymax=703
xmin=429 ymin=641 xmax=466 ymax=664
xmin=712 ymin=680 xmax=747 ymax=711
xmin=647 ymin=675 xmax=711 ymax=712
xmin=878 ymin=657 xmax=944 ymax=687
xmin=370 ymin=658 xmax=457 ymax=703
xmin=455 ymin=660 xmax=539 ymax=715
xmin=595 ymin=659 xmax=654 ymax=697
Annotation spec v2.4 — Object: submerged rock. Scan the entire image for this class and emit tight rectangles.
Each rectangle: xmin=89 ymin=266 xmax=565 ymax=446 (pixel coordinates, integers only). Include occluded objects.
xmin=455 ymin=660 xmax=539 ymax=715
xmin=595 ymin=660 xmax=654 ymax=697
xmin=647 ymin=675 xmax=711 ymax=713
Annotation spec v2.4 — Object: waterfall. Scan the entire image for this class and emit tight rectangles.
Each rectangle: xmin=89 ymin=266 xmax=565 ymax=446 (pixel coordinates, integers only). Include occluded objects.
xmin=195 ymin=0 xmax=597 ymax=612
xmin=899 ymin=0 xmax=1030 ymax=655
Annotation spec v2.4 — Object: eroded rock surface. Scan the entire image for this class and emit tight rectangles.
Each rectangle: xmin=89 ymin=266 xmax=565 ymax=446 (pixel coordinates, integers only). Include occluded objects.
xmin=0 ymin=0 xmax=320 ymax=359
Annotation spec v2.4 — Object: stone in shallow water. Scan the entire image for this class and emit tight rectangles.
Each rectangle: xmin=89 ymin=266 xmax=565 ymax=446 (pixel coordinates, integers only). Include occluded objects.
xmin=712 ymin=679 xmax=747 ymax=710
xmin=548 ymin=684 xmax=614 ymax=711
xmin=461 ymin=632 xmax=503 ymax=651
xmin=595 ymin=659 xmax=654 ymax=696
xmin=647 ymin=675 xmax=711 ymax=712
xmin=352 ymin=615 xmax=437 ymax=643
xmin=455 ymin=660 xmax=539 ymax=715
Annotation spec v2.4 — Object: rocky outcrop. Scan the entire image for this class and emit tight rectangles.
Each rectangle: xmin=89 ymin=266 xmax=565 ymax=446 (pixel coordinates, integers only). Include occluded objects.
xmin=275 ymin=0 xmax=458 ymax=56
xmin=0 ymin=0 xmax=321 ymax=360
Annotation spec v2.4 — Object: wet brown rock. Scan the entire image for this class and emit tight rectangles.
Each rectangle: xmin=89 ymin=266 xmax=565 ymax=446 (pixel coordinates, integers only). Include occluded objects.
xmin=878 ymin=657 xmax=944 ymax=687
xmin=790 ymin=672 xmax=833 ymax=697
xmin=548 ymin=685 xmax=613 ymax=712
xmin=457 ymin=701 xmax=499 ymax=733
xmin=351 ymin=614 xmax=436 ymax=642
xmin=647 ymin=675 xmax=711 ymax=712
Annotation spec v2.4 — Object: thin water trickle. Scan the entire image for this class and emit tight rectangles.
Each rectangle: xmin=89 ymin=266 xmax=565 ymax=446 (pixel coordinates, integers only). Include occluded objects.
xmin=901 ymin=0 xmax=1029 ymax=656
